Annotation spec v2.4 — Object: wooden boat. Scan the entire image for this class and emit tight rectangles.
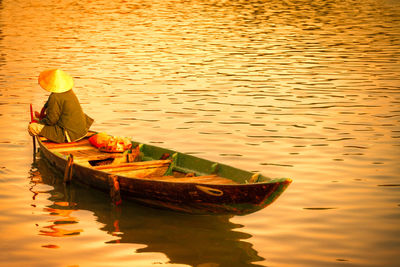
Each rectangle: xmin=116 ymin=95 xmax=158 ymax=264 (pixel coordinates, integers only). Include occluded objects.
xmin=36 ymin=132 xmax=291 ymax=215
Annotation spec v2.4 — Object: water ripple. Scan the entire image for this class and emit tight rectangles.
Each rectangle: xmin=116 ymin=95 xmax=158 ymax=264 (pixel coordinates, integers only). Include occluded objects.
xmin=1 ymin=0 xmax=400 ymax=266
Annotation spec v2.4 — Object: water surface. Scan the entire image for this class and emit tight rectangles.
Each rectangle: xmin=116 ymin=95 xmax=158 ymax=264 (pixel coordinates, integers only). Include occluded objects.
xmin=0 ymin=0 xmax=399 ymax=266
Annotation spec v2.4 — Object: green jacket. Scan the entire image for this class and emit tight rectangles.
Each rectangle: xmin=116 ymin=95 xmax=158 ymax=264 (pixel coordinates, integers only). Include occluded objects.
xmin=39 ymin=90 xmax=94 ymax=143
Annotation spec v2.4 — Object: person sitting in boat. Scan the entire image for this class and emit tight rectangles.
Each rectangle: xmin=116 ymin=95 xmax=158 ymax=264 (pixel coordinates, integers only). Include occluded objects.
xmin=28 ymin=69 xmax=94 ymax=143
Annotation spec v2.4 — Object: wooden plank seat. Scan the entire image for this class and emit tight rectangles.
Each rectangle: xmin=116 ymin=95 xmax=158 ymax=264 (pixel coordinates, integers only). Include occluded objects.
xmin=149 ymin=175 xmax=238 ymax=185
xmin=45 ymin=138 xmax=126 ymax=164
xmin=93 ymin=160 xmax=171 ymax=171
xmin=93 ymin=160 xmax=172 ymax=179
xmin=64 ymin=148 xmax=124 ymax=162
xmin=44 ymin=138 xmax=91 ymax=149
xmin=40 ymin=132 xmax=97 ymax=149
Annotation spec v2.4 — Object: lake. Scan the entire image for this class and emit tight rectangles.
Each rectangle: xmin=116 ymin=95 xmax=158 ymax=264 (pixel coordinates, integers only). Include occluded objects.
xmin=0 ymin=0 xmax=399 ymax=266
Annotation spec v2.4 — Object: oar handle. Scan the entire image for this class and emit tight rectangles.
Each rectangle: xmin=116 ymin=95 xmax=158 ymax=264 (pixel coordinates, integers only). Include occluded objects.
xmin=30 ymin=104 xmax=34 ymax=122
xmin=30 ymin=104 xmax=37 ymax=160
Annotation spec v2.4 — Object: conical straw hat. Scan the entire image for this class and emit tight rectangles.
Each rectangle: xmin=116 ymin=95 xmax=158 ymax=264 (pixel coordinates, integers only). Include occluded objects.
xmin=38 ymin=69 xmax=74 ymax=93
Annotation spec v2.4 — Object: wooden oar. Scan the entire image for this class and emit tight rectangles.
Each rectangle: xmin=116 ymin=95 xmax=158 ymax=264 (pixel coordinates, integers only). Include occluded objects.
xmin=30 ymin=104 xmax=36 ymax=159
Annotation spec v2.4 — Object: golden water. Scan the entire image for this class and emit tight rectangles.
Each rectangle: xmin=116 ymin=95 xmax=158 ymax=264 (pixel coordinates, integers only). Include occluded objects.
xmin=0 ymin=0 xmax=399 ymax=266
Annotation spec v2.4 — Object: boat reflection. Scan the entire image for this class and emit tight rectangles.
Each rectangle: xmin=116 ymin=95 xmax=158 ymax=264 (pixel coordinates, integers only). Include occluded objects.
xmin=31 ymin=157 xmax=265 ymax=266
xmin=39 ymin=207 xmax=82 ymax=237
xmin=29 ymin=165 xmax=83 ymax=238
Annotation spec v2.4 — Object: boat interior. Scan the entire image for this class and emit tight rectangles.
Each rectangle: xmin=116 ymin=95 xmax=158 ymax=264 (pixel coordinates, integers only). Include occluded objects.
xmin=39 ymin=135 xmax=245 ymax=185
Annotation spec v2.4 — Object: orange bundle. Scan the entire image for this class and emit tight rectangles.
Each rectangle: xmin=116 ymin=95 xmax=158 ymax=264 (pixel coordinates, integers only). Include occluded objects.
xmin=89 ymin=133 xmax=132 ymax=153
xmin=89 ymin=132 xmax=110 ymax=148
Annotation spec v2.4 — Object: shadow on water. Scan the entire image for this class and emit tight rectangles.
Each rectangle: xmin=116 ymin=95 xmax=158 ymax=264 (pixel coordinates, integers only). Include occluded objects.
xmin=29 ymin=156 xmax=265 ymax=267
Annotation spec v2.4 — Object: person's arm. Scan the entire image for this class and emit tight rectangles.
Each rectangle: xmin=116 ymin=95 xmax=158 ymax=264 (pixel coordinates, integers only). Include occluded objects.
xmin=39 ymin=95 xmax=61 ymax=125
xmin=34 ymin=103 xmax=47 ymax=120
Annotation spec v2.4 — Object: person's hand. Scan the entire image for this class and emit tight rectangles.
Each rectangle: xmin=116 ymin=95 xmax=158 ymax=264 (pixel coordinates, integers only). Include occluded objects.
xmin=34 ymin=111 xmax=40 ymax=120
xmin=38 ymin=107 xmax=46 ymax=119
